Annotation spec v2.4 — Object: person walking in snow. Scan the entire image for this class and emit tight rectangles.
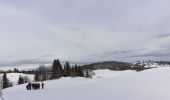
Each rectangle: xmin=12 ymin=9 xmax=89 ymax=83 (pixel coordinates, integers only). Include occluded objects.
xmin=37 ymin=83 xmax=40 ymax=89
xmin=26 ymin=83 xmax=32 ymax=90
xmin=32 ymin=83 xmax=35 ymax=90
xmin=41 ymin=82 xmax=44 ymax=89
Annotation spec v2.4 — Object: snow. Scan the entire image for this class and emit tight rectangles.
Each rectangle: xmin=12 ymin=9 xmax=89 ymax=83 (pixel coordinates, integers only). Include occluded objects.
xmin=2 ymin=67 xmax=170 ymax=100
xmin=0 ymin=73 xmax=34 ymax=85
xmin=92 ymin=69 xmax=135 ymax=78
xmin=134 ymin=60 xmax=170 ymax=68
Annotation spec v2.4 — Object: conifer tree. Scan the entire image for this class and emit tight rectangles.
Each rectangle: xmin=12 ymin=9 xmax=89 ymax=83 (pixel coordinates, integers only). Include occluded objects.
xmin=2 ymin=72 xmax=9 ymax=89
xmin=13 ymin=68 xmax=19 ymax=73
xmin=65 ymin=62 xmax=71 ymax=76
xmin=63 ymin=64 xmax=66 ymax=77
xmin=51 ymin=59 xmax=63 ymax=79
xmin=77 ymin=66 xmax=84 ymax=77
xmin=18 ymin=75 xmax=24 ymax=85
xmin=34 ymin=71 xmax=39 ymax=81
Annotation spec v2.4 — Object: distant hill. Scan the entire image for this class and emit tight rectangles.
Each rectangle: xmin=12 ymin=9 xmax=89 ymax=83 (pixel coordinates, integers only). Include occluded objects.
xmin=82 ymin=61 xmax=133 ymax=71
xmin=82 ymin=60 xmax=170 ymax=71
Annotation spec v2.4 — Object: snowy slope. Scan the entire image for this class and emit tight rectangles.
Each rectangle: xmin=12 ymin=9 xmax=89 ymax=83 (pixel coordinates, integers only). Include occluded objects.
xmin=3 ymin=67 xmax=170 ymax=100
xmin=92 ymin=69 xmax=135 ymax=78
xmin=0 ymin=73 xmax=35 ymax=85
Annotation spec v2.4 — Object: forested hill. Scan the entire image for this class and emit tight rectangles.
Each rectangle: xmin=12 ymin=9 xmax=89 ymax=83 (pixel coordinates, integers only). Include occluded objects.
xmin=82 ymin=61 xmax=133 ymax=71
xmin=82 ymin=60 xmax=170 ymax=71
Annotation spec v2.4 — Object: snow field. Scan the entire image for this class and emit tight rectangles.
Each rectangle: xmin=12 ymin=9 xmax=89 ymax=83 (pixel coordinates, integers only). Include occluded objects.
xmin=3 ymin=67 xmax=170 ymax=100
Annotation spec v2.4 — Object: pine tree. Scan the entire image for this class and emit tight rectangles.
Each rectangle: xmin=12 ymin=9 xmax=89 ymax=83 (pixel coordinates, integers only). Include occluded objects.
xmin=74 ymin=64 xmax=78 ymax=76
xmin=77 ymin=66 xmax=84 ymax=77
xmin=18 ymin=75 xmax=24 ymax=85
xmin=63 ymin=65 xmax=66 ymax=77
xmin=51 ymin=59 xmax=63 ymax=79
xmin=34 ymin=71 xmax=39 ymax=81
xmin=70 ymin=66 xmax=77 ymax=77
xmin=2 ymin=72 xmax=9 ymax=89
xmin=65 ymin=62 xmax=71 ymax=76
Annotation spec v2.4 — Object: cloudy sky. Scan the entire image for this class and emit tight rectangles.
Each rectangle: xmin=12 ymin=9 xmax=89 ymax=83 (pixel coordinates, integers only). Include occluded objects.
xmin=0 ymin=0 xmax=170 ymax=66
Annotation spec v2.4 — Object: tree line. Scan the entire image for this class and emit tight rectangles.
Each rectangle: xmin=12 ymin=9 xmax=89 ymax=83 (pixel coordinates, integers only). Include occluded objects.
xmin=1 ymin=59 xmax=91 ymax=89
xmin=34 ymin=59 xmax=91 ymax=81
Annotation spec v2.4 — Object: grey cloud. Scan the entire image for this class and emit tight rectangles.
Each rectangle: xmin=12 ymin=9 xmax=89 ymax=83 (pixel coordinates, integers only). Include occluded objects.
xmin=131 ymin=52 xmax=170 ymax=57
xmin=152 ymin=33 xmax=170 ymax=39
xmin=0 ymin=59 xmax=51 ymax=67
xmin=84 ymin=50 xmax=141 ymax=62
xmin=1 ymin=0 xmax=170 ymax=65
xmin=100 ymin=50 xmax=140 ymax=57
xmin=41 ymin=55 xmax=54 ymax=58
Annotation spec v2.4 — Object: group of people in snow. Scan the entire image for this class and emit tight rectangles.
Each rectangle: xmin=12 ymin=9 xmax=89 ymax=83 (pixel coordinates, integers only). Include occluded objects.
xmin=26 ymin=82 xmax=44 ymax=90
